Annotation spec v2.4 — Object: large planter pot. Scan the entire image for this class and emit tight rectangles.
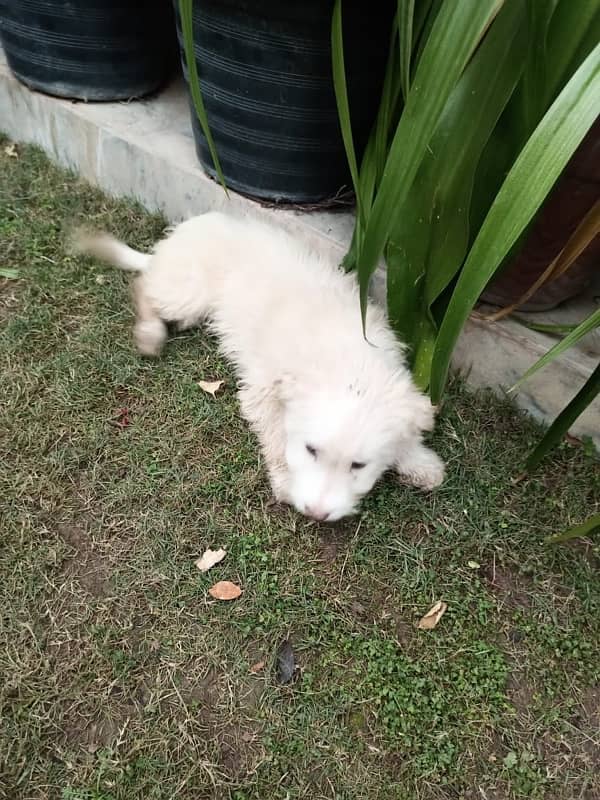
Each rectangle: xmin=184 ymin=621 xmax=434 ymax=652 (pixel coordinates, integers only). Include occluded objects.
xmin=482 ymin=117 xmax=600 ymax=311
xmin=175 ymin=0 xmax=393 ymax=204
xmin=0 ymin=0 xmax=176 ymax=101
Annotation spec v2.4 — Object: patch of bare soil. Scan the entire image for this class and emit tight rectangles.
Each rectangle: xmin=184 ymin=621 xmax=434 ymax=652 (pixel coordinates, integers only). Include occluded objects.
xmin=179 ymin=666 xmax=222 ymax=707
xmin=505 ymin=671 xmax=536 ymax=717
xmin=57 ymin=523 xmax=112 ymax=597
xmin=0 ymin=278 xmax=19 ymax=323
xmin=62 ymin=698 xmax=140 ymax=753
xmin=316 ymin=530 xmax=352 ymax=568
xmin=561 ymin=686 xmax=600 ymax=770
xmin=172 ymin=661 xmax=265 ymax=781
xmin=483 ymin=563 xmax=534 ymax=609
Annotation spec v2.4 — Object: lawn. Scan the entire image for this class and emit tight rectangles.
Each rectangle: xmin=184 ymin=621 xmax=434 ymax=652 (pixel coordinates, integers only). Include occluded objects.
xmin=1 ymin=138 xmax=599 ymax=800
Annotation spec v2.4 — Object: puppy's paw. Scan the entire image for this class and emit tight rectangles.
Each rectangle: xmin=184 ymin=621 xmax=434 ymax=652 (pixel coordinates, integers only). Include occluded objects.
xmin=397 ymin=447 xmax=445 ymax=491
xmin=134 ymin=319 xmax=167 ymax=357
xmin=268 ymin=467 xmax=291 ymax=505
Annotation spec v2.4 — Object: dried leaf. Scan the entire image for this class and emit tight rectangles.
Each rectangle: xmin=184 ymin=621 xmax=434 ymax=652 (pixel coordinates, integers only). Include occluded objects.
xmin=195 ymin=547 xmax=227 ymax=573
xmin=208 ymin=580 xmax=242 ymax=601
xmin=197 ymin=380 xmax=224 ymax=397
xmin=276 ymin=640 xmax=297 ymax=684
xmin=417 ymin=600 xmax=447 ymax=630
xmin=249 ymin=660 xmax=265 ymax=674
xmin=4 ymin=143 xmax=18 ymax=158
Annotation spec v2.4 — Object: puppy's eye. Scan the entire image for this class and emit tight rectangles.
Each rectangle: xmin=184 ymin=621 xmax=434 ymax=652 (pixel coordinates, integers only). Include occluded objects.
xmin=306 ymin=444 xmax=318 ymax=458
xmin=351 ymin=461 xmax=366 ymax=470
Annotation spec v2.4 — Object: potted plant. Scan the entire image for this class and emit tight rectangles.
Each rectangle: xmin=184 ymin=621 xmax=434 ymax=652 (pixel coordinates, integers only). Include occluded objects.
xmin=175 ymin=0 xmax=394 ymax=203
xmin=480 ymin=117 xmax=600 ymax=314
xmin=332 ymin=0 xmax=599 ymax=459
xmin=0 ymin=0 xmax=176 ymax=101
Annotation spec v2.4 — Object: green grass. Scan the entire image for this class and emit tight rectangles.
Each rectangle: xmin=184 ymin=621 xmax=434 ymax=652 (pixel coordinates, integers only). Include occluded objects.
xmin=1 ymin=138 xmax=599 ymax=800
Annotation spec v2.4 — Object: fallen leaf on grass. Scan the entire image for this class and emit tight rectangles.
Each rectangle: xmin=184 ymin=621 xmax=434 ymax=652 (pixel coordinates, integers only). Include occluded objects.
xmin=195 ymin=548 xmax=227 ymax=573
xmin=208 ymin=580 xmax=242 ymax=601
xmin=417 ymin=600 xmax=447 ymax=630
xmin=249 ymin=660 xmax=265 ymax=674
xmin=276 ymin=640 xmax=297 ymax=684
xmin=4 ymin=143 xmax=18 ymax=158
xmin=197 ymin=380 xmax=224 ymax=397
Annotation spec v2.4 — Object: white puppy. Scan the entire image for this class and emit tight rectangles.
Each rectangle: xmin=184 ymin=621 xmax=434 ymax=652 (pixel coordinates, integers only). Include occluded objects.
xmin=74 ymin=212 xmax=444 ymax=520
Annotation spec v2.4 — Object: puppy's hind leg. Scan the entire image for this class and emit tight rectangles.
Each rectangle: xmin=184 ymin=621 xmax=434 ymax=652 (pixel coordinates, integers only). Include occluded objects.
xmin=131 ymin=278 xmax=167 ymax=357
xmin=395 ymin=441 xmax=445 ymax=491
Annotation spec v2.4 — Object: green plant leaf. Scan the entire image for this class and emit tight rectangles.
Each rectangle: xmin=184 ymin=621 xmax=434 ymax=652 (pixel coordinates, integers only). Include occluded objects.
xmin=470 ymin=0 xmax=599 ymax=244
xmin=412 ymin=0 xmax=443 ymax=72
xmin=0 ymin=267 xmax=20 ymax=279
xmin=371 ymin=24 xmax=402 ymax=209
xmin=525 ymin=363 xmax=600 ymax=471
xmin=331 ymin=0 xmax=361 ymax=218
xmin=546 ymin=512 xmax=600 ymax=544
xmin=397 ymin=0 xmax=415 ymax=102
xmin=178 ymin=0 xmax=227 ymax=192
xmin=384 ymin=0 xmax=527 ymax=384
xmin=508 ymin=0 xmax=558 ymax=142
xmin=545 ymin=0 xmax=600 ymax=106
xmin=423 ymin=0 xmax=528 ymax=306
xmin=520 ymin=321 xmax=578 ymax=336
xmin=412 ymin=0 xmax=434 ymax=49
xmin=355 ymin=0 xmax=503 ymax=327
xmin=512 ymin=308 xmax=600 ymax=391
xmin=430 ymin=42 xmax=600 ymax=403
xmin=336 ymin=18 xmax=402 ymax=264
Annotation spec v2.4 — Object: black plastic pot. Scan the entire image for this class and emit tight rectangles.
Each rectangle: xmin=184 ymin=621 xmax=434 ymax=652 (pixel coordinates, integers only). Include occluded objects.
xmin=175 ymin=0 xmax=393 ymax=203
xmin=0 ymin=0 xmax=176 ymax=101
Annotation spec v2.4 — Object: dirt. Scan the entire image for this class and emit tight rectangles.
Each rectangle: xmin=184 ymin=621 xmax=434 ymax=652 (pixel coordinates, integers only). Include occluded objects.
xmin=316 ymin=530 xmax=352 ymax=567
xmin=569 ymin=686 xmax=600 ymax=769
xmin=179 ymin=666 xmax=222 ymax=707
xmin=0 ymin=279 xmax=19 ymax=323
xmin=61 ymin=695 xmax=140 ymax=753
xmin=505 ymin=670 xmax=536 ymax=716
xmin=483 ymin=563 xmax=534 ymax=609
xmin=394 ymin=618 xmax=417 ymax=649
xmin=216 ymin=720 xmax=263 ymax=779
xmin=57 ymin=523 xmax=112 ymax=598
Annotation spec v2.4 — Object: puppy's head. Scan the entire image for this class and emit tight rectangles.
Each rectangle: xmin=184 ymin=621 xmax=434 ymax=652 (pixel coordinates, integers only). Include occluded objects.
xmin=278 ymin=373 xmax=434 ymax=521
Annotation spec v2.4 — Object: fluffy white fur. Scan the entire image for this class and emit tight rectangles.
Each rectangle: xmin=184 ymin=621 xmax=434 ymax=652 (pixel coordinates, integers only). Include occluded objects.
xmin=73 ymin=212 xmax=445 ymax=520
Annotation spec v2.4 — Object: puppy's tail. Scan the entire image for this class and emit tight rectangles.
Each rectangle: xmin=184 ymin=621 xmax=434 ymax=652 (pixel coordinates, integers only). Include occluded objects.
xmin=71 ymin=228 xmax=151 ymax=273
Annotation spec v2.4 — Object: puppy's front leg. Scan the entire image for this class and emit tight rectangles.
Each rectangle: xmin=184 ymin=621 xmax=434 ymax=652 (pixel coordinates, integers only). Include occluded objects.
xmin=131 ymin=278 xmax=167 ymax=357
xmin=267 ymin=461 xmax=292 ymax=504
xmin=395 ymin=441 xmax=445 ymax=491
xmin=238 ymin=383 xmax=291 ymax=504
